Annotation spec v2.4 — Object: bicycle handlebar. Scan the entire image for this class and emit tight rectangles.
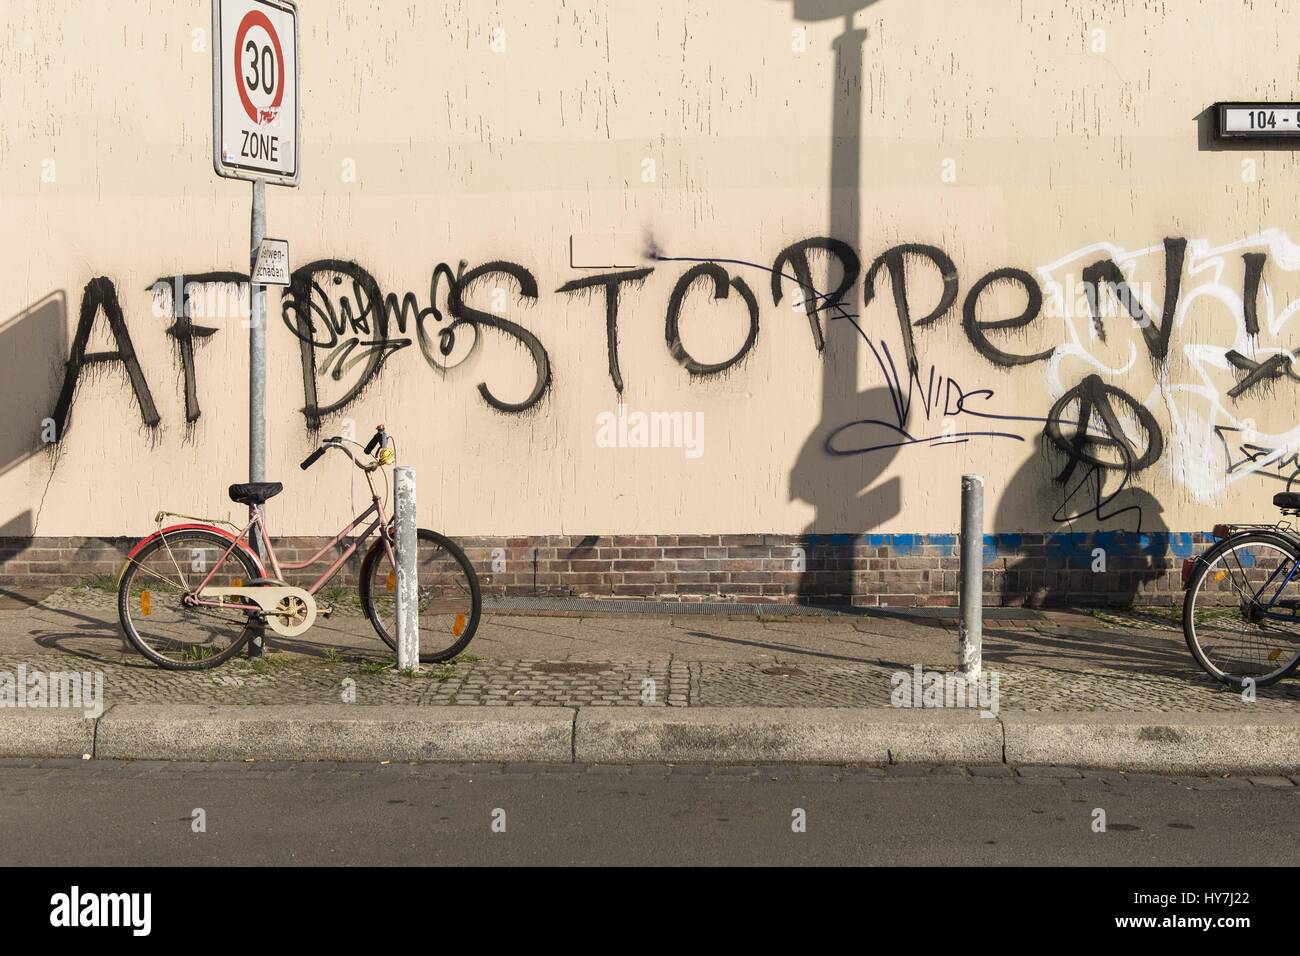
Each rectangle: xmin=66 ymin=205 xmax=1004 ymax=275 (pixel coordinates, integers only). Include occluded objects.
xmin=301 ymin=426 xmax=391 ymax=472
xmin=299 ymin=447 xmax=327 ymax=470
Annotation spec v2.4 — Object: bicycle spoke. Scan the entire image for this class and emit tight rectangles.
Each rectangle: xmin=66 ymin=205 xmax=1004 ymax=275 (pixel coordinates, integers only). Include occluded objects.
xmin=120 ymin=559 xmax=190 ymax=593
xmin=119 ymin=531 xmax=257 ymax=668
xmin=1188 ymin=536 xmax=1300 ymax=685
xmin=364 ymin=531 xmax=480 ymax=661
xmin=157 ymin=533 xmax=193 ymax=593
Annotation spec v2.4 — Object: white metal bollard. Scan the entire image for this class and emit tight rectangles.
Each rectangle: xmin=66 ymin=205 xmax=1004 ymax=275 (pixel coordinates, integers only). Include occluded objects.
xmin=959 ymin=474 xmax=983 ymax=677
xmin=394 ymin=466 xmax=419 ymax=671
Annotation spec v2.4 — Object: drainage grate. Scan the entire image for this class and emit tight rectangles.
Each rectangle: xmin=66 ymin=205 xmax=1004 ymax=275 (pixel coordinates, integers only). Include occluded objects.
xmin=759 ymin=664 xmax=807 ymax=677
xmin=530 ymin=662 xmax=613 ymax=675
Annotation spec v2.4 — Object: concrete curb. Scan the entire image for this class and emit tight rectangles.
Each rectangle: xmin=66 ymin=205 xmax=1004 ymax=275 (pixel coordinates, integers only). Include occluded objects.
xmin=94 ymin=704 xmax=576 ymax=763
xmin=1001 ymin=711 xmax=1300 ymax=774
xmin=0 ymin=709 xmax=97 ymax=758
xmin=575 ymin=707 xmax=1004 ymax=765
xmin=1 ymin=705 xmax=1298 ymax=772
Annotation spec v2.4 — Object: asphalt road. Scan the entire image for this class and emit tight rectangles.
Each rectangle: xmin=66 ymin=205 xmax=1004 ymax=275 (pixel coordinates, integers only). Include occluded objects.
xmin=0 ymin=759 xmax=1295 ymax=866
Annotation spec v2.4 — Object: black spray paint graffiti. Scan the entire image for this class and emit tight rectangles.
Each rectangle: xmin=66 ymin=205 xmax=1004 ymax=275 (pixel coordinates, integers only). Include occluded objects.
xmin=862 ymin=244 xmax=959 ymax=375
xmin=770 ymin=238 xmax=859 ymax=352
xmin=279 ymin=258 xmax=552 ymax=426
xmin=1217 ymin=425 xmax=1300 ymax=491
xmin=451 ymin=261 xmax=549 ymax=413
xmin=150 ymin=272 xmax=244 ymax=424
xmin=53 ymin=277 xmax=160 ymax=441
xmin=1044 ymin=374 xmax=1164 ymax=483
xmin=50 ymin=232 xmax=1282 ymax=517
xmin=664 ymin=263 xmax=760 ymax=376
xmin=1224 ymin=346 xmax=1300 ymax=398
xmin=1081 ymin=236 xmax=1186 ymax=362
xmin=652 ymin=234 xmax=1278 ymax=532
xmin=556 ymin=268 xmax=652 ymax=394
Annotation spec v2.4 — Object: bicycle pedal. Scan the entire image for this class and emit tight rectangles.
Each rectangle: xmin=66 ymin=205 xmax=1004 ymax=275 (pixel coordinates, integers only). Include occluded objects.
xmin=317 ymin=604 xmax=334 ymax=619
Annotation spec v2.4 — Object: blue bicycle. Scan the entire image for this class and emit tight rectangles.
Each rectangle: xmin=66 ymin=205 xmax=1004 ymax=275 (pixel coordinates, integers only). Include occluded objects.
xmin=1182 ymin=492 xmax=1300 ymax=688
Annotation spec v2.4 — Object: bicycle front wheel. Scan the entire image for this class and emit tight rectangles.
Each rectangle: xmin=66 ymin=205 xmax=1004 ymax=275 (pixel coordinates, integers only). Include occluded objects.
xmin=118 ymin=529 xmax=262 ymax=670
xmin=1183 ymin=531 xmax=1300 ymax=688
xmin=359 ymin=529 xmax=482 ymax=663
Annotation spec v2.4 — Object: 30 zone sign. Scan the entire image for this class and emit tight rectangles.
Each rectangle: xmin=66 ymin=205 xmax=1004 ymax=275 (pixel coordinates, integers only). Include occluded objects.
xmin=213 ymin=0 xmax=299 ymax=185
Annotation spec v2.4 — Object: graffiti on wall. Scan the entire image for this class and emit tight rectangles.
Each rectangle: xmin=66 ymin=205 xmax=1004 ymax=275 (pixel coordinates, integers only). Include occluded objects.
xmin=48 ymin=229 xmax=1300 ymax=520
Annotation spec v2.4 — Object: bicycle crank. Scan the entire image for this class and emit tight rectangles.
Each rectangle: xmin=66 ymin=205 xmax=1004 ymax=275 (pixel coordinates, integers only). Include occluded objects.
xmin=198 ymin=585 xmax=318 ymax=638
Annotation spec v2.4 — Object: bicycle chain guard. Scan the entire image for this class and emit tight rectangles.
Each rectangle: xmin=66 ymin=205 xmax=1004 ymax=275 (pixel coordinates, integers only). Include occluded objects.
xmin=198 ymin=585 xmax=318 ymax=637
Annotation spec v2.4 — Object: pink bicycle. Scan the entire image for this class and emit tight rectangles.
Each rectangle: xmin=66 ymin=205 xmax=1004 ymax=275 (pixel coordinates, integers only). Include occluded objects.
xmin=116 ymin=425 xmax=481 ymax=670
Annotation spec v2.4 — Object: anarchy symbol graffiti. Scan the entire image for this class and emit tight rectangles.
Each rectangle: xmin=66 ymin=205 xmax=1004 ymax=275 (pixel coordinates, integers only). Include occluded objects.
xmin=1044 ymin=373 xmax=1163 ymax=482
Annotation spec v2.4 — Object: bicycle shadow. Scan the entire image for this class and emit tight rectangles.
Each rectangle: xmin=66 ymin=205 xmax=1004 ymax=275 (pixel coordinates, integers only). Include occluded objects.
xmin=32 ymin=629 xmax=138 ymax=667
xmin=979 ymin=623 xmax=1197 ymax=677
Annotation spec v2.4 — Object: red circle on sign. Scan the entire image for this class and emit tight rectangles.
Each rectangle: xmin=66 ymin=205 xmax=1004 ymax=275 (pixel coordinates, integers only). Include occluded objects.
xmin=234 ymin=10 xmax=285 ymax=125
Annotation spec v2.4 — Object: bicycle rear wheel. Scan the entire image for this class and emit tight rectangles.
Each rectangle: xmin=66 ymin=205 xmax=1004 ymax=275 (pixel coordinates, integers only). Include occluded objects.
xmin=359 ymin=528 xmax=481 ymax=663
xmin=1183 ymin=531 xmax=1300 ymax=688
xmin=118 ymin=529 xmax=261 ymax=670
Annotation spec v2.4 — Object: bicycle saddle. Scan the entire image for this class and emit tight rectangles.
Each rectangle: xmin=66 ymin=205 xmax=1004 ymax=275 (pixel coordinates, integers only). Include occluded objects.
xmin=228 ymin=481 xmax=283 ymax=505
xmin=1273 ymin=492 xmax=1300 ymax=510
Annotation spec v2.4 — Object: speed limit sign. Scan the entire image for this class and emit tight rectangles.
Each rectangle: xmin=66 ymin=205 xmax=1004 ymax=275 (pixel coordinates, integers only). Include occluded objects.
xmin=212 ymin=0 xmax=299 ymax=185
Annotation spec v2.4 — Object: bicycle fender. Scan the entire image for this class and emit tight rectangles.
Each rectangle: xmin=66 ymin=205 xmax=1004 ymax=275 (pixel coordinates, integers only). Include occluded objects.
xmin=1184 ymin=529 xmax=1299 ymax=589
xmin=119 ymin=524 xmax=268 ymax=585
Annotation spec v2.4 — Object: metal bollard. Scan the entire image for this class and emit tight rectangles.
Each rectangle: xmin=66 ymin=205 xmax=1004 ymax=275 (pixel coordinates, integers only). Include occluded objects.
xmin=959 ymin=474 xmax=983 ymax=677
xmin=394 ymin=466 xmax=420 ymax=671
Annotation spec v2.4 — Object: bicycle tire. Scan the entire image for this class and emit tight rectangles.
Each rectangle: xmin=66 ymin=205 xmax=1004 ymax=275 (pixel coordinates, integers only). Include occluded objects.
xmin=359 ymin=528 xmax=482 ymax=663
xmin=118 ymin=529 xmax=262 ymax=670
xmin=1183 ymin=530 xmax=1300 ymax=688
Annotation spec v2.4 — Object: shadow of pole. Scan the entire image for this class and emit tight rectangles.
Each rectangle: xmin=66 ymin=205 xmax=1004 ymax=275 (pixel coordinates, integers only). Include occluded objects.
xmin=779 ymin=1 xmax=899 ymax=606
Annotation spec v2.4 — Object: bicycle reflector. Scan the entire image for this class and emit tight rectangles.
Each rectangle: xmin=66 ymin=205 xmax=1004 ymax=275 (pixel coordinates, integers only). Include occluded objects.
xmin=1181 ymin=558 xmax=1197 ymax=585
xmin=453 ymin=613 xmax=465 ymax=637
xmin=386 ymin=571 xmax=395 ymax=592
xmin=140 ymin=590 xmax=151 ymax=616
xmin=1212 ymin=524 xmax=1231 ymax=539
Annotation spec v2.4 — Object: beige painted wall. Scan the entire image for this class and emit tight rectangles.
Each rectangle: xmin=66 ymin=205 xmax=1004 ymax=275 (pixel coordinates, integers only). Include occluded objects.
xmin=3 ymin=0 xmax=1299 ymax=539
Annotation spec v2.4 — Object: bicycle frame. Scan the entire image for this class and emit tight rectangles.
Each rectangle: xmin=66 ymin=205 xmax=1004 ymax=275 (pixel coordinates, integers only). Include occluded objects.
xmin=1243 ymin=550 xmax=1300 ymax=621
xmin=183 ymin=494 xmax=396 ymax=612
xmin=1200 ymin=531 xmax=1300 ymax=624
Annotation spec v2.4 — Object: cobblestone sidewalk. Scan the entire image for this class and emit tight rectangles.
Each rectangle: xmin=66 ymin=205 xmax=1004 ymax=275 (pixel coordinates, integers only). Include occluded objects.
xmin=0 ymin=652 xmax=682 ymax=708
xmin=2 ymin=586 xmax=1298 ymax=712
xmin=2 ymin=647 xmax=1296 ymax=713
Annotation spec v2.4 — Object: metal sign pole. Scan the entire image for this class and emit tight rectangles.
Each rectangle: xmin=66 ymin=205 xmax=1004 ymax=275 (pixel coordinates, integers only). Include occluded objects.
xmin=215 ymin=0 xmax=299 ymax=658
xmin=247 ymin=178 xmax=267 ymax=658
xmin=250 ymin=178 xmax=267 ymax=487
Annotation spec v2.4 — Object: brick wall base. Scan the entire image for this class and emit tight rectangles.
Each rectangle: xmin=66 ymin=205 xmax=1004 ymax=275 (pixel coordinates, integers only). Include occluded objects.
xmin=0 ymin=531 xmax=1211 ymax=607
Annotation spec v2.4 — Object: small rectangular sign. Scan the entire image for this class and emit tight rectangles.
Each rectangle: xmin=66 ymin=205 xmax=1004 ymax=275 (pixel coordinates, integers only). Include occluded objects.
xmin=1215 ymin=102 xmax=1300 ymax=139
xmin=213 ymin=0 xmax=300 ymax=185
xmin=252 ymin=238 xmax=291 ymax=285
